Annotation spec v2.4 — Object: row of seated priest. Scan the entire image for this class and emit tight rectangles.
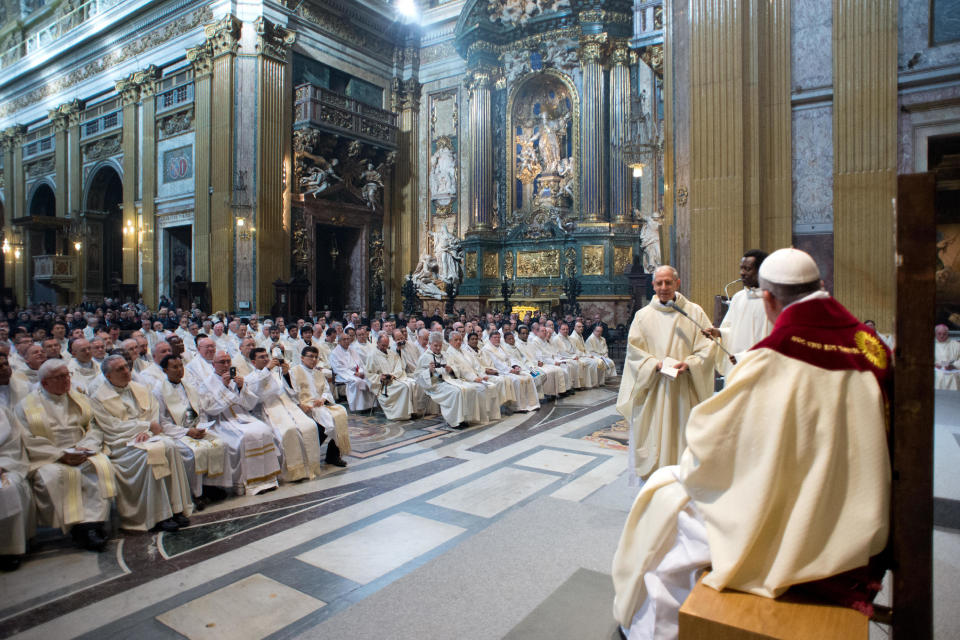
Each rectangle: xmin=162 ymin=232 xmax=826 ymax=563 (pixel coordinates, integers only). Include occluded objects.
xmin=0 ymin=318 xmax=618 ymax=571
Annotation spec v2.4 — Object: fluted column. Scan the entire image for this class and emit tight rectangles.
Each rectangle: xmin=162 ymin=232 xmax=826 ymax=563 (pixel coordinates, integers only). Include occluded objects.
xmin=187 ymin=42 xmax=213 ymax=289
xmin=51 ymin=109 xmax=68 ymax=218
xmin=1 ymin=126 xmax=26 ymax=301
xmin=50 ymin=99 xmax=84 ymax=302
xmin=66 ymin=102 xmax=82 ymax=216
xmin=254 ymin=17 xmax=295 ymax=314
xmin=467 ymin=68 xmax=493 ymax=230
xmin=206 ymin=15 xmax=241 ymax=312
xmin=394 ymin=78 xmax=420 ymax=296
xmin=115 ymin=76 xmax=140 ymax=285
xmin=579 ymin=34 xmax=607 ymax=222
xmin=609 ymin=40 xmax=631 ymax=223
xmin=136 ymin=66 xmax=161 ymax=308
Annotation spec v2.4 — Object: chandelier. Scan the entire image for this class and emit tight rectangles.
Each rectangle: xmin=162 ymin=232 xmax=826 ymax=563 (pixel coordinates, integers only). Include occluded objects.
xmin=616 ymin=90 xmax=662 ymax=178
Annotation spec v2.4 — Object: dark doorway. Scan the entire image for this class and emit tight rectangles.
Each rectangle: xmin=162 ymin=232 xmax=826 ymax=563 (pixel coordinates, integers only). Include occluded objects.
xmin=28 ymin=183 xmax=57 ymax=254
xmin=84 ymin=166 xmax=123 ymax=295
xmin=166 ymin=225 xmax=192 ymax=298
xmin=314 ymin=224 xmax=362 ymax=315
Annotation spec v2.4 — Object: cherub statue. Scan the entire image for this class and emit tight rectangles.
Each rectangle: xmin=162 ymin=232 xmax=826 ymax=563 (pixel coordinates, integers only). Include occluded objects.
xmin=300 ymin=158 xmax=341 ymax=198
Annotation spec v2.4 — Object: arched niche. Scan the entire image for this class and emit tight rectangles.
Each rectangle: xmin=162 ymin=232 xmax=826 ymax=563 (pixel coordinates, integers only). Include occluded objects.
xmin=82 ymin=164 xmax=124 ymax=296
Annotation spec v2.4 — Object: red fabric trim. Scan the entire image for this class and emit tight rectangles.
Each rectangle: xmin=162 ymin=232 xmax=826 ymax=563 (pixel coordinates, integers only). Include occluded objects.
xmin=752 ymin=297 xmax=891 ymax=390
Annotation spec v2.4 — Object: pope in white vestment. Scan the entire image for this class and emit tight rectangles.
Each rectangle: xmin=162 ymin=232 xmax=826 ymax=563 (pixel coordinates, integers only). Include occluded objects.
xmin=289 ymin=352 xmax=351 ymax=463
xmin=0 ymin=407 xmax=35 ymax=562
xmin=245 ymin=349 xmax=324 ymax=482
xmin=415 ymin=334 xmax=483 ymax=428
xmin=153 ymin=355 xmax=231 ymax=498
xmin=89 ymin=356 xmax=193 ymax=531
xmin=365 ymin=336 xmax=422 ymax=421
xmin=934 ymin=324 xmax=960 ymax=390
xmin=330 ymin=335 xmax=376 ymax=411
xmin=612 ymin=250 xmax=891 ymax=640
xmin=617 ymin=267 xmax=716 ymax=481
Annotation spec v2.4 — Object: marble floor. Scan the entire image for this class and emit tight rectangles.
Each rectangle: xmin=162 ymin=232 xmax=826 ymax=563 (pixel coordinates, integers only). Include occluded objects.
xmin=2 ymin=383 xmax=955 ymax=639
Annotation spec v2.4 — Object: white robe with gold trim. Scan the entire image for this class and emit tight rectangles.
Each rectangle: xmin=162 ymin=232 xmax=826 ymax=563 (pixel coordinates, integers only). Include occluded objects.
xmin=0 ymin=407 xmax=35 ymax=555
xmin=290 ymin=364 xmax=352 ymax=456
xmin=365 ymin=348 xmax=421 ymax=420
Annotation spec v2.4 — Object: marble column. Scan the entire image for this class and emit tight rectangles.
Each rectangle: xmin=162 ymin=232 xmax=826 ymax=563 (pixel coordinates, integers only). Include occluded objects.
xmin=51 ymin=110 xmax=68 ymax=218
xmin=394 ymin=78 xmax=420 ymax=305
xmin=254 ymin=17 xmax=295 ymax=314
xmin=136 ymin=66 xmax=161 ymax=308
xmin=187 ymin=42 xmax=213 ymax=290
xmin=467 ymin=68 xmax=493 ymax=230
xmin=1 ymin=126 xmax=26 ymax=301
xmin=115 ymin=76 xmax=140 ymax=285
xmin=609 ymin=40 xmax=631 ymax=223
xmin=579 ymin=35 xmax=607 ymax=222
xmin=206 ymin=15 xmax=241 ymax=313
xmin=50 ymin=99 xmax=84 ymax=302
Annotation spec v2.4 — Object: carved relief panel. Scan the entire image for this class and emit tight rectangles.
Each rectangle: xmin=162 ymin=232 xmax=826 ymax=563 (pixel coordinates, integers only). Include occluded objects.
xmin=428 ymin=89 xmax=459 ymax=227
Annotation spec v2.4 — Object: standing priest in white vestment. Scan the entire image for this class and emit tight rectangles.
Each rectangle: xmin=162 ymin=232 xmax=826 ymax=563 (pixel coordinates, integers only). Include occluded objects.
xmin=18 ymin=360 xmax=115 ymax=551
xmin=702 ymin=249 xmax=773 ymax=375
xmin=153 ymin=354 xmax=231 ymax=506
xmin=245 ymin=347 xmax=324 ymax=482
xmin=612 ymin=248 xmax=891 ymax=640
xmin=617 ymin=265 xmax=716 ymax=481
xmin=0 ymin=405 xmax=34 ymax=570
xmin=89 ymin=355 xmax=193 ymax=532
xmin=330 ymin=333 xmax=376 ymax=412
xmin=366 ymin=334 xmax=421 ymax=421
xmin=289 ymin=346 xmax=348 ymax=466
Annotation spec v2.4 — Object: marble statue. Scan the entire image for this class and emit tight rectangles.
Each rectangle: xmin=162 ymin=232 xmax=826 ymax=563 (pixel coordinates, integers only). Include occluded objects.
xmin=300 ymin=158 xmax=341 ymax=198
xmin=557 ymin=157 xmax=574 ymax=200
xmin=430 ymin=224 xmax=464 ymax=285
xmin=488 ymin=0 xmax=570 ymax=27
xmin=360 ymin=163 xmax=384 ymax=210
xmin=516 ymin=131 xmax=542 ymax=184
xmin=412 ymin=253 xmax=445 ymax=299
xmin=430 ymin=142 xmax=457 ymax=204
xmin=638 ymin=210 xmax=664 ymax=273
xmin=531 ymin=111 xmax=567 ymax=175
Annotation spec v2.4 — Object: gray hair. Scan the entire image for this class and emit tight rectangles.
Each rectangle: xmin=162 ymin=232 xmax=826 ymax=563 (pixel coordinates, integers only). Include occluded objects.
xmin=101 ymin=354 xmax=128 ymax=375
xmin=418 ymin=328 xmax=430 ymax=338
xmin=758 ymin=276 xmax=821 ymax=307
xmin=654 ymin=265 xmax=680 ymax=280
xmin=429 ymin=331 xmax=444 ymax=344
xmin=38 ymin=359 xmax=69 ymax=381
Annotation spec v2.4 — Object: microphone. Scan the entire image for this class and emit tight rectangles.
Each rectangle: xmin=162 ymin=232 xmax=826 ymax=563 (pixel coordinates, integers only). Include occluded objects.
xmin=665 ymin=300 xmax=737 ymax=364
xmin=722 ymin=278 xmax=743 ymax=305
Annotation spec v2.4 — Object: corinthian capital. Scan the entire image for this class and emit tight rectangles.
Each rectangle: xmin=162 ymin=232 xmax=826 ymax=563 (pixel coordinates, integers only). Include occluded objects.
xmin=465 ymin=66 xmax=496 ymax=93
xmin=255 ymin=17 xmax=296 ymax=61
xmin=610 ymin=40 xmax=631 ymax=67
xmin=134 ymin=64 xmax=162 ymax=98
xmin=0 ymin=124 xmax=27 ymax=150
xmin=115 ymin=75 xmax=141 ymax=106
xmin=186 ymin=42 xmax=214 ymax=76
xmin=205 ymin=14 xmax=242 ymax=57
xmin=578 ymin=34 xmax=607 ymax=65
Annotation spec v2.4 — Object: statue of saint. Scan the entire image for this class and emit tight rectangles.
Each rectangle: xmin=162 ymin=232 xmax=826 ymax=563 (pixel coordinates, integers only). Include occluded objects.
xmin=412 ymin=252 xmax=445 ymax=299
xmin=531 ymin=111 xmax=567 ymax=175
xmin=638 ymin=210 xmax=664 ymax=273
xmin=360 ymin=163 xmax=384 ymax=210
xmin=430 ymin=143 xmax=457 ymax=202
xmin=430 ymin=224 xmax=464 ymax=285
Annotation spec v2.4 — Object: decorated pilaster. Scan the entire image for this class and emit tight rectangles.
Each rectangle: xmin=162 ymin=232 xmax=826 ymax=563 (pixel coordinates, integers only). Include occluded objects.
xmin=115 ymin=76 xmax=140 ymax=285
xmin=136 ymin=65 xmax=161 ymax=308
xmin=579 ymin=34 xmax=607 ymax=222
xmin=49 ymin=99 xmax=84 ymax=302
xmin=1 ymin=126 xmax=26 ymax=301
xmin=206 ymin=15 xmax=241 ymax=313
xmin=609 ymin=40 xmax=632 ymax=223
xmin=254 ymin=17 xmax=296 ymax=314
xmin=466 ymin=66 xmax=494 ymax=230
xmin=393 ymin=76 xmax=420 ymax=308
xmin=50 ymin=107 xmax=69 ymax=218
xmin=187 ymin=41 xmax=213 ymax=289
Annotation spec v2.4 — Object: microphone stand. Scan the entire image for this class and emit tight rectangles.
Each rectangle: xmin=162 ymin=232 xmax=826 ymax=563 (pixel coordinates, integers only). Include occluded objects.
xmin=666 ymin=300 xmax=737 ymax=365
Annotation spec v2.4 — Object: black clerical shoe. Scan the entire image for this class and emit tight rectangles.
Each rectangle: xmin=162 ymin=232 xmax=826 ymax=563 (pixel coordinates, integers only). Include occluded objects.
xmin=0 ymin=555 xmax=22 ymax=571
xmin=71 ymin=524 xmax=108 ymax=552
xmin=326 ymin=458 xmax=347 ymax=467
xmin=172 ymin=513 xmax=191 ymax=528
xmin=202 ymin=486 xmax=228 ymax=502
xmin=193 ymin=496 xmax=207 ymax=512
xmin=152 ymin=518 xmax=180 ymax=533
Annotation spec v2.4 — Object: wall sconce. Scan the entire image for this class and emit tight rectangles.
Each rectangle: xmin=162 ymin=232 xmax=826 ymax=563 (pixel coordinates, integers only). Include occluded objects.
xmin=124 ymin=219 xmax=135 ymax=236
xmin=2 ymin=234 xmax=23 ymax=260
xmin=74 ymin=241 xmax=82 ymax=251
xmin=236 ymin=216 xmax=255 ymax=241
xmin=1 ymin=237 xmax=9 ymax=254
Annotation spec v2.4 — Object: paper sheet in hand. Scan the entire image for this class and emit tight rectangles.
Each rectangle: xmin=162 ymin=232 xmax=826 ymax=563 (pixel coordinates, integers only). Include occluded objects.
xmin=127 ymin=435 xmax=162 ymax=447
xmin=660 ymin=356 xmax=682 ymax=379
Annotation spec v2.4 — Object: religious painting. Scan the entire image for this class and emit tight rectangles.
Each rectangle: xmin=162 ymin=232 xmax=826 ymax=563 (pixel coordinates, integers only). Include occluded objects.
xmin=483 ymin=252 xmax=498 ymax=279
xmin=582 ymin=245 xmax=604 ymax=276
xmin=508 ymin=73 xmax=577 ymax=215
xmin=614 ymin=246 xmax=633 ymax=276
xmin=504 ymin=251 xmax=514 ymax=279
xmin=465 ymin=251 xmax=478 ymax=279
xmin=162 ymin=145 xmax=193 ymax=183
xmin=517 ymin=250 xmax=560 ymax=278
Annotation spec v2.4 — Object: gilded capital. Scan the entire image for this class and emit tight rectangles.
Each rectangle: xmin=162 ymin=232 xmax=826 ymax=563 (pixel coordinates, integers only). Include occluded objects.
xmin=638 ymin=43 xmax=664 ymax=79
xmin=578 ymin=34 xmax=607 ymax=65
xmin=396 ymin=78 xmax=421 ymax=111
xmin=186 ymin=42 xmax=214 ymax=76
xmin=134 ymin=64 xmax=162 ymax=98
xmin=465 ymin=66 xmax=497 ymax=93
xmin=204 ymin=14 xmax=242 ymax=57
xmin=0 ymin=124 xmax=27 ymax=150
xmin=115 ymin=75 xmax=140 ymax=107
xmin=610 ymin=40 xmax=630 ymax=67
xmin=255 ymin=17 xmax=296 ymax=61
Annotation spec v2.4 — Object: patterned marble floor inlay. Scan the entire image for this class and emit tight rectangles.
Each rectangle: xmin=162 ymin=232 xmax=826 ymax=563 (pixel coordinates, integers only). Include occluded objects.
xmin=155 ymin=573 xmax=325 ymax=640
xmin=426 ymin=467 xmax=560 ymax=518
xmin=514 ymin=449 xmax=597 ymax=474
xmin=295 ymin=512 xmax=466 ymax=584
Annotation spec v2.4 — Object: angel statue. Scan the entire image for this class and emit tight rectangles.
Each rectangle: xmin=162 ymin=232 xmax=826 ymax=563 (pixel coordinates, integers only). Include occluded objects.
xmin=412 ymin=252 xmax=445 ymax=299
xmin=300 ymin=158 xmax=341 ymax=198
xmin=360 ymin=162 xmax=385 ymax=210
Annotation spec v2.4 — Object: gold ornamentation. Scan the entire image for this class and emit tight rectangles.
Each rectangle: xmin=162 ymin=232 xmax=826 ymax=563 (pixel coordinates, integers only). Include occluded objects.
xmin=855 ymin=330 xmax=888 ymax=370
xmin=133 ymin=65 xmax=161 ymax=98
xmin=483 ymin=252 xmax=499 ymax=279
xmin=517 ymin=250 xmax=560 ymax=278
xmin=465 ymin=252 xmax=478 ymax=279
xmin=613 ymin=246 xmax=633 ymax=275
xmin=255 ymin=17 xmax=297 ymax=61
xmin=205 ymin=14 xmax=242 ymax=57
xmin=159 ymin=108 xmax=194 ymax=138
xmin=676 ymin=185 xmax=688 ymax=207
xmin=505 ymin=251 xmax=514 ymax=279
xmin=610 ymin=40 xmax=630 ymax=66
xmin=420 ymin=42 xmax=457 ymax=66
xmin=578 ymin=33 xmax=607 ymax=65
xmin=639 ymin=43 xmax=664 ymax=78
xmin=465 ymin=67 xmax=494 ymax=93
xmin=115 ymin=76 xmax=140 ymax=106
xmin=582 ymin=245 xmax=604 ymax=276
xmin=186 ymin=42 xmax=214 ymax=76
xmin=564 ymin=247 xmax=577 ymax=277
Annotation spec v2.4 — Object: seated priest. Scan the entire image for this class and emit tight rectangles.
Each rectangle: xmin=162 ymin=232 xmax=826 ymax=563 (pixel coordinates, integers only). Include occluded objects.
xmin=934 ymin=324 xmax=960 ymax=390
xmin=330 ymin=333 xmax=376 ymax=412
xmin=138 ymin=340 xmax=172 ymax=387
xmin=153 ymin=354 xmax=231 ymax=508
xmin=365 ymin=333 xmax=423 ymax=421
xmin=67 ymin=338 xmax=103 ymax=395
xmin=395 ymin=329 xmax=420 ymax=375
xmin=10 ymin=343 xmax=45 ymax=405
xmin=612 ymin=248 xmax=891 ymax=640
xmin=585 ymin=324 xmax=617 ymax=375
xmin=0 ymin=406 xmax=34 ymax=570
xmin=289 ymin=346 xmax=349 ymax=467
xmin=553 ymin=322 xmax=600 ymax=388
xmin=245 ymin=347 xmax=324 ymax=482
xmin=571 ymin=320 xmax=608 ymax=385
xmin=528 ymin=325 xmax=576 ymax=392
xmin=232 ymin=337 xmax=257 ymax=377
xmin=195 ymin=351 xmax=282 ymax=495
xmin=415 ymin=331 xmax=484 ymax=428
xmin=17 ymin=360 xmax=115 ymax=551
xmin=446 ymin=331 xmax=501 ymax=423
xmin=515 ymin=325 xmax=569 ymax=397
xmin=462 ymin=331 xmax=514 ymax=412
xmin=482 ymin=331 xmax=540 ymax=412
xmin=89 ymin=355 xmax=193 ymax=533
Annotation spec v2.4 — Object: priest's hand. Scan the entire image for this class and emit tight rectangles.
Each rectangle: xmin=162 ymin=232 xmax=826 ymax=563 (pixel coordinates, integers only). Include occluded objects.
xmin=444 ymin=364 xmax=454 ymax=374
xmin=234 ymin=375 xmax=244 ymax=389
xmin=59 ymin=451 xmax=89 ymax=466
xmin=702 ymin=327 xmax=721 ymax=339
xmin=268 ymin=357 xmax=281 ymax=370
xmin=186 ymin=427 xmax=205 ymax=439
xmin=280 ymin=361 xmax=290 ymax=374
xmin=675 ymin=362 xmax=689 ymax=373
xmin=134 ymin=432 xmax=151 ymax=443
xmin=149 ymin=421 xmax=163 ymax=435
